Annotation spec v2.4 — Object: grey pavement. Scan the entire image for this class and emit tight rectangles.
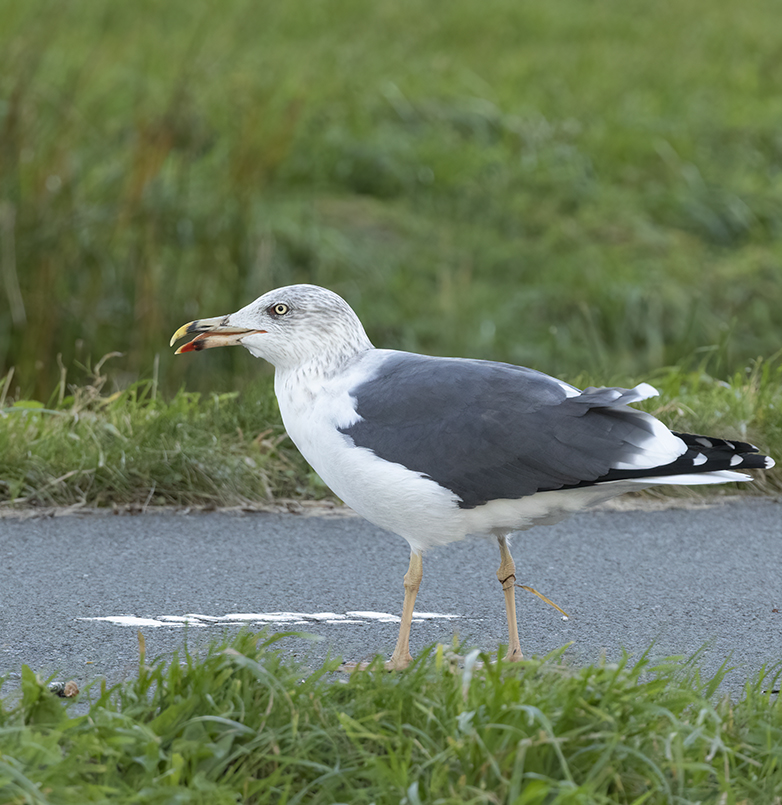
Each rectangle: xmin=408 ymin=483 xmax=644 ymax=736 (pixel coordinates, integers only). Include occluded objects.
xmin=1 ymin=497 xmax=781 ymax=695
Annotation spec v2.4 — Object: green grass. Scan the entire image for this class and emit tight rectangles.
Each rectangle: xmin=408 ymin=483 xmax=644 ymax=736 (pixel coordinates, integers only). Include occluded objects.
xmin=2 ymin=631 xmax=782 ymax=803
xmin=0 ymin=362 xmax=315 ymax=508
xmin=1 ymin=358 xmax=780 ymax=508
xmin=2 ymin=8 xmax=781 ymax=795
xmin=2 ymin=0 xmax=782 ymax=398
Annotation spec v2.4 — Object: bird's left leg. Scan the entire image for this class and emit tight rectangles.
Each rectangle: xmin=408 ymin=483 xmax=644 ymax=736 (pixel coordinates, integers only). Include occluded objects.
xmin=387 ymin=551 xmax=423 ymax=670
xmin=497 ymin=536 xmax=523 ymax=662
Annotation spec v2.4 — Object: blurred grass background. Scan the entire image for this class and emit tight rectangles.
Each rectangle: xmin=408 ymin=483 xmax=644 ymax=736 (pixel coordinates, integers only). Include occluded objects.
xmin=1 ymin=0 xmax=781 ymax=400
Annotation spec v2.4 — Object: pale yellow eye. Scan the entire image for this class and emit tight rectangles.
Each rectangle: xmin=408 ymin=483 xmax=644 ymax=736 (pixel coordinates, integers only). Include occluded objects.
xmin=272 ymin=303 xmax=289 ymax=316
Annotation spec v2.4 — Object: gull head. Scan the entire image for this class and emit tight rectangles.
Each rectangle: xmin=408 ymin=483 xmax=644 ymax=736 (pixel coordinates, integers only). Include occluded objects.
xmin=170 ymin=284 xmax=373 ymax=373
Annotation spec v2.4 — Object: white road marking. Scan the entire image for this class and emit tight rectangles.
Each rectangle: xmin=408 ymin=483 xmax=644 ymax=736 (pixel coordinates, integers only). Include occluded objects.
xmin=77 ymin=610 xmax=460 ymax=628
xmin=77 ymin=616 xmax=194 ymax=628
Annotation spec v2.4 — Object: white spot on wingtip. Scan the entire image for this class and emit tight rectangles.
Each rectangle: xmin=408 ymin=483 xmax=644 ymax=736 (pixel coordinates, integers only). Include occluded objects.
xmin=693 ymin=453 xmax=707 ymax=466
xmin=766 ymin=456 xmax=776 ymax=469
xmin=696 ymin=437 xmax=713 ymax=448
xmin=730 ymin=455 xmax=743 ymax=467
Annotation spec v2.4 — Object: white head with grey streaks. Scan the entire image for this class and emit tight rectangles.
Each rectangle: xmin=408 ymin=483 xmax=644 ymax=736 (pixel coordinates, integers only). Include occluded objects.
xmin=227 ymin=284 xmax=374 ymax=376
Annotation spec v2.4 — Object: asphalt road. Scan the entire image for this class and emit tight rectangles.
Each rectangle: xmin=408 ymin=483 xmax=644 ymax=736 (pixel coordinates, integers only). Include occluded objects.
xmin=1 ymin=498 xmax=781 ymax=694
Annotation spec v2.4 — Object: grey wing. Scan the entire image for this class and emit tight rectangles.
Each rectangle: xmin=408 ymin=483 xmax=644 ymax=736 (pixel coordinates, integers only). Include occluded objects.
xmin=339 ymin=353 xmax=664 ymax=508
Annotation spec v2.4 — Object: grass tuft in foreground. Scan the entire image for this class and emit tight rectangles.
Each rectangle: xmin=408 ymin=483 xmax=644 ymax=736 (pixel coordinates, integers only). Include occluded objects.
xmin=1 ymin=632 xmax=782 ymax=803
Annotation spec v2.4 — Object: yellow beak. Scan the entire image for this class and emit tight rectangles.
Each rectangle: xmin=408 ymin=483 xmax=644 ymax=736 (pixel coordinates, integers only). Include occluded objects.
xmin=169 ymin=316 xmax=265 ymax=354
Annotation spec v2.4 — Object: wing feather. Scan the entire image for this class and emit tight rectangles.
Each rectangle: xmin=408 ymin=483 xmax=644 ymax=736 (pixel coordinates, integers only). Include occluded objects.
xmin=339 ymin=353 xmax=681 ymax=508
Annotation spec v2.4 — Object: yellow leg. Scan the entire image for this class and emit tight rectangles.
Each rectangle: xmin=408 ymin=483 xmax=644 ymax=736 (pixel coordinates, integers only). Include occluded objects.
xmin=497 ymin=537 xmax=523 ymax=662
xmin=387 ymin=551 xmax=423 ymax=670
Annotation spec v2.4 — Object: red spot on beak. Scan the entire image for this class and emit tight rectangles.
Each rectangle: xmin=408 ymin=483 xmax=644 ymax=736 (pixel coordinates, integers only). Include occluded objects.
xmin=175 ymin=332 xmax=213 ymax=353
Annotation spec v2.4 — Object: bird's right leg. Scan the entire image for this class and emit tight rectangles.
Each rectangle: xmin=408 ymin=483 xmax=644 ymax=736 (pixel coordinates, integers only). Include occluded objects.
xmin=387 ymin=551 xmax=423 ymax=670
xmin=497 ymin=536 xmax=523 ymax=662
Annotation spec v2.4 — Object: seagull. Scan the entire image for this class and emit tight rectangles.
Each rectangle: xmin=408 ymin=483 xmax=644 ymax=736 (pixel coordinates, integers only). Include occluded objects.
xmin=170 ymin=284 xmax=775 ymax=669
